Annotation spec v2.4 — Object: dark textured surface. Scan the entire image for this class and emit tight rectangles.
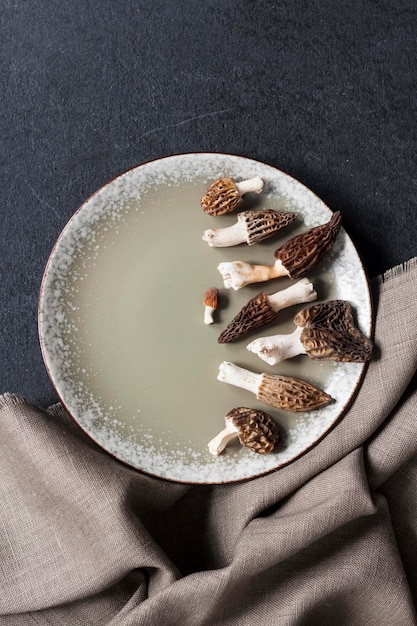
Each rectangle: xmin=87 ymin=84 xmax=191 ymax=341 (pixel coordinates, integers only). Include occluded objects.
xmin=1 ymin=0 xmax=416 ymax=406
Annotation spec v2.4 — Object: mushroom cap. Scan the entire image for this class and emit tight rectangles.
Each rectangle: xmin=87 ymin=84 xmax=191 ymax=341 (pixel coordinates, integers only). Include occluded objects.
xmin=294 ymin=300 xmax=373 ymax=362
xmin=218 ymin=291 xmax=276 ymax=343
xmin=203 ymin=287 xmax=219 ymax=309
xmin=239 ymin=209 xmax=297 ymax=245
xmin=227 ymin=407 xmax=280 ymax=454
xmin=274 ymin=211 xmax=342 ymax=279
xmin=201 ymin=177 xmax=242 ymax=216
xmin=258 ymin=373 xmax=333 ymax=412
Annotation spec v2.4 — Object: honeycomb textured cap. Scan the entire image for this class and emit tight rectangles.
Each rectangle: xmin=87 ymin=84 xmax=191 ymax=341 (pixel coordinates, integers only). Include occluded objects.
xmin=257 ymin=373 xmax=334 ymax=412
xmin=201 ymin=177 xmax=242 ymax=216
xmin=227 ymin=407 xmax=280 ymax=454
xmin=239 ymin=209 xmax=296 ymax=245
xmin=295 ymin=299 xmax=373 ymax=362
xmin=274 ymin=211 xmax=342 ymax=278
xmin=218 ymin=291 xmax=276 ymax=343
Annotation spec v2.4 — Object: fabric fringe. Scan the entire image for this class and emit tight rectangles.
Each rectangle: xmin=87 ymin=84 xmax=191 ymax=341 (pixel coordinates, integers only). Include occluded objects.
xmin=0 ymin=393 xmax=62 ymax=415
xmin=377 ymin=256 xmax=417 ymax=286
xmin=0 ymin=393 xmax=27 ymax=409
xmin=48 ymin=402 xmax=66 ymax=416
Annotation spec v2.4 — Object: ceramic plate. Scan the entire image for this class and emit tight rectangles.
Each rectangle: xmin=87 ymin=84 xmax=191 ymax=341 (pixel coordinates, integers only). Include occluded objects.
xmin=38 ymin=153 xmax=372 ymax=483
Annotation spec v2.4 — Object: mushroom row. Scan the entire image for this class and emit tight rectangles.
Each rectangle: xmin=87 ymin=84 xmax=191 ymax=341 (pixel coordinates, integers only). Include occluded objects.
xmin=200 ymin=176 xmax=373 ymax=457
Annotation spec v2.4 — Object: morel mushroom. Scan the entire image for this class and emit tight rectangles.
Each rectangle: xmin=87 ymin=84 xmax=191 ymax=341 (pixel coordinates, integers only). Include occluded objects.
xmin=274 ymin=211 xmax=342 ymax=280
xmin=217 ymin=278 xmax=317 ymax=343
xmin=203 ymin=287 xmax=219 ymax=324
xmin=218 ymin=212 xmax=342 ymax=290
xmin=248 ymin=300 xmax=373 ymax=365
xmin=202 ymin=209 xmax=296 ymax=247
xmin=201 ymin=177 xmax=264 ymax=216
xmin=208 ymin=407 xmax=280 ymax=456
xmin=217 ymin=362 xmax=333 ymax=411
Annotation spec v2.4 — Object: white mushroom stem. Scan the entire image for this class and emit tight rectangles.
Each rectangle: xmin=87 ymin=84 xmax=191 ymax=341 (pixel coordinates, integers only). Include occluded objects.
xmin=234 ymin=177 xmax=264 ymax=196
xmin=207 ymin=420 xmax=239 ymax=455
xmin=204 ymin=305 xmax=216 ymax=324
xmin=247 ymin=326 xmax=306 ymax=366
xmin=218 ymin=258 xmax=288 ymax=290
xmin=217 ymin=362 xmax=261 ymax=396
xmin=203 ymin=220 xmax=248 ymax=247
xmin=267 ymin=278 xmax=317 ymax=312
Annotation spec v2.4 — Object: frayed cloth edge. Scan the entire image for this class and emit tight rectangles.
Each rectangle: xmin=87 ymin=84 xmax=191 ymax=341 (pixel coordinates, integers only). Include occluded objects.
xmin=376 ymin=256 xmax=417 ymax=286
xmin=0 ymin=393 xmax=62 ymax=415
xmin=0 ymin=393 xmax=27 ymax=409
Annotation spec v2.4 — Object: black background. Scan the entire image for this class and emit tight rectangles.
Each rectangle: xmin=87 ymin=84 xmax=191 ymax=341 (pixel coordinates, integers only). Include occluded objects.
xmin=2 ymin=0 xmax=416 ymax=407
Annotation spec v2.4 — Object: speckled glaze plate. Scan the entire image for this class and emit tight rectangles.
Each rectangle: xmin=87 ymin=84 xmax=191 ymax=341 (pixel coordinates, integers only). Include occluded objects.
xmin=38 ymin=153 xmax=372 ymax=483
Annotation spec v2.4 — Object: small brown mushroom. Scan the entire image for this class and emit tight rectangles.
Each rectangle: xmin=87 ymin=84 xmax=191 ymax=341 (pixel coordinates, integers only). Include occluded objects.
xmin=247 ymin=300 xmax=373 ymax=365
xmin=217 ymin=362 xmax=333 ymax=412
xmin=203 ymin=287 xmax=219 ymax=324
xmin=208 ymin=407 xmax=280 ymax=456
xmin=218 ymin=212 xmax=342 ymax=290
xmin=202 ymin=209 xmax=296 ymax=247
xmin=201 ymin=177 xmax=264 ymax=216
xmin=217 ymin=278 xmax=316 ymax=343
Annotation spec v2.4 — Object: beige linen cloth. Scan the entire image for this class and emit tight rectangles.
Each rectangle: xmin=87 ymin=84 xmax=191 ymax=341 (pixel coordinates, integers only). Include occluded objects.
xmin=1 ymin=259 xmax=417 ymax=625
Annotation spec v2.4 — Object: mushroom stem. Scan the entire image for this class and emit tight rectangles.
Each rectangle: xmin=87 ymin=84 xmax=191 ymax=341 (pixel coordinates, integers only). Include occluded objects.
xmin=234 ymin=177 xmax=264 ymax=196
xmin=267 ymin=278 xmax=317 ymax=312
xmin=218 ymin=258 xmax=288 ymax=290
xmin=207 ymin=422 xmax=239 ymax=455
xmin=217 ymin=361 xmax=261 ymax=395
xmin=247 ymin=326 xmax=306 ymax=366
xmin=203 ymin=220 xmax=247 ymax=247
xmin=204 ymin=306 xmax=216 ymax=324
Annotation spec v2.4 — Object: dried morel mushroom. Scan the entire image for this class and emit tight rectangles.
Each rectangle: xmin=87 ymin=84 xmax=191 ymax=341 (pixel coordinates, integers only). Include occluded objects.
xmin=217 ymin=362 xmax=333 ymax=412
xmin=201 ymin=177 xmax=264 ymax=216
xmin=296 ymin=300 xmax=373 ymax=361
xmin=208 ymin=407 xmax=280 ymax=456
xmin=274 ymin=211 xmax=342 ymax=279
xmin=218 ymin=212 xmax=342 ymax=290
xmin=217 ymin=278 xmax=316 ymax=343
xmin=247 ymin=300 xmax=373 ymax=365
xmin=203 ymin=287 xmax=219 ymax=325
xmin=202 ymin=209 xmax=296 ymax=247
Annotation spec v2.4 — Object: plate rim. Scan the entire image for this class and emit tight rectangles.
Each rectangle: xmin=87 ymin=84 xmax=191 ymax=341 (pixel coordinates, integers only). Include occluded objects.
xmin=38 ymin=152 xmax=374 ymax=484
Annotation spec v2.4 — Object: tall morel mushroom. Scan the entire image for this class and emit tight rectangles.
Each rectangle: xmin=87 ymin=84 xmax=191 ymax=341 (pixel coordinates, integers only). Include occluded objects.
xmin=202 ymin=209 xmax=296 ymax=247
xmin=217 ymin=362 xmax=333 ymax=411
xmin=217 ymin=278 xmax=317 ymax=343
xmin=247 ymin=300 xmax=373 ymax=365
xmin=208 ymin=407 xmax=280 ymax=456
xmin=274 ymin=211 xmax=342 ymax=280
xmin=201 ymin=176 xmax=264 ymax=216
xmin=218 ymin=212 xmax=342 ymax=290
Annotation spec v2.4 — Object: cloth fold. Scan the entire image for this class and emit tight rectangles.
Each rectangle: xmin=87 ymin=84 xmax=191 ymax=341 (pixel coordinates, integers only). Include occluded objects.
xmin=1 ymin=258 xmax=417 ymax=625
